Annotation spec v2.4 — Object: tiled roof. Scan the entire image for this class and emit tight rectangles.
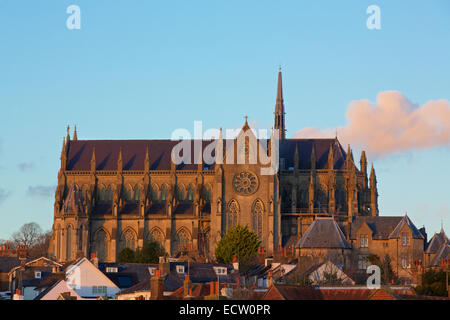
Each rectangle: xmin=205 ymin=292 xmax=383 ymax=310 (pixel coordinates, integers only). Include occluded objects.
xmin=295 ymin=217 xmax=351 ymax=249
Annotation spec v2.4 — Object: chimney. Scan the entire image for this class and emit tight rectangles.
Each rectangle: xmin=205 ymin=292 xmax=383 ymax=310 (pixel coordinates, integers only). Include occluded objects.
xmin=267 ymin=270 xmax=273 ymax=288
xmin=210 ymin=281 xmax=215 ymax=296
xmin=232 ymin=254 xmax=239 ymax=271
xmin=183 ymin=275 xmax=192 ymax=297
xmin=215 ymin=281 xmax=219 ymax=296
xmin=150 ymin=269 xmax=164 ymax=300
xmin=90 ymin=252 xmax=98 ymax=268
xmin=159 ymin=256 xmax=170 ymax=276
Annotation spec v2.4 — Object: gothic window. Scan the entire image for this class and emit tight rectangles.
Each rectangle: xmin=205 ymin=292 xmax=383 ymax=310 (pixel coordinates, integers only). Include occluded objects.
xmin=105 ymin=186 xmax=113 ymax=201
xmin=94 ymin=229 xmax=108 ymax=262
xmin=149 ymin=228 xmax=164 ymax=244
xmin=123 ymin=186 xmax=132 ymax=201
xmin=78 ymin=225 xmax=83 ymax=251
xmin=187 ymin=185 xmax=194 ymax=202
xmin=228 ymin=200 xmax=239 ymax=230
xmin=66 ymin=226 xmax=72 ymax=261
xmin=119 ymin=229 xmax=136 ymax=252
xmin=172 ymin=229 xmax=191 ymax=255
xmin=81 ymin=185 xmax=88 ymax=202
xmin=97 ymin=186 xmax=106 ymax=202
xmin=150 ymin=185 xmax=158 ymax=201
xmin=160 ymin=185 xmax=167 ymax=201
xmin=202 ymin=186 xmax=212 ymax=202
xmin=134 ymin=186 xmax=140 ymax=202
xmin=177 ymin=185 xmax=185 ymax=201
xmin=360 ymin=234 xmax=369 ymax=248
xmin=252 ymin=201 xmax=263 ymax=239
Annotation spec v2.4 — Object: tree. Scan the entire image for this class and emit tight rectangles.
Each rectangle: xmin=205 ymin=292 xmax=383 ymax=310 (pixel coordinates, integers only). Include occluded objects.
xmin=415 ymin=269 xmax=448 ymax=297
xmin=28 ymin=231 xmax=52 ymax=258
xmin=135 ymin=241 xmax=166 ymax=263
xmin=10 ymin=222 xmax=42 ymax=248
xmin=366 ymin=254 xmax=396 ymax=284
xmin=215 ymin=225 xmax=260 ymax=264
xmin=118 ymin=248 xmax=135 ymax=263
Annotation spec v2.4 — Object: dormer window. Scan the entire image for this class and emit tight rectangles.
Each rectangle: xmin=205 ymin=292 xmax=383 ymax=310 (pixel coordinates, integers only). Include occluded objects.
xmin=34 ymin=271 xmax=42 ymax=279
xmin=176 ymin=265 xmax=185 ymax=274
xmin=360 ymin=234 xmax=368 ymax=248
xmin=401 ymin=232 xmax=410 ymax=246
xmin=213 ymin=267 xmax=227 ymax=276
xmin=106 ymin=267 xmax=118 ymax=273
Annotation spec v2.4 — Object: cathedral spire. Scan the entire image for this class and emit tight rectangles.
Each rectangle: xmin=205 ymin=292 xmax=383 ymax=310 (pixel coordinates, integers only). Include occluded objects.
xmin=369 ymin=163 xmax=378 ymax=216
xmin=60 ymin=136 xmax=67 ymax=170
xmin=73 ymin=125 xmax=78 ymax=141
xmin=274 ymin=70 xmax=286 ymax=140
xmin=66 ymin=125 xmax=70 ymax=143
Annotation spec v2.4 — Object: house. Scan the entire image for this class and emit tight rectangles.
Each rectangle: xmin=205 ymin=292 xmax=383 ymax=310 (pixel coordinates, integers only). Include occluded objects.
xmin=349 ymin=214 xmax=425 ymax=280
xmin=99 ymin=262 xmax=158 ymax=290
xmin=0 ymin=257 xmax=21 ymax=292
xmin=116 ymin=261 xmax=238 ymax=300
xmin=34 ymin=257 xmax=120 ymax=300
xmin=307 ymin=260 xmax=355 ymax=286
xmin=8 ymin=257 xmax=63 ymax=300
xmin=262 ymin=284 xmax=399 ymax=300
xmin=424 ymin=228 xmax=449 ymax=268
xmin=295 ymin=217 xmax=352 ymax=267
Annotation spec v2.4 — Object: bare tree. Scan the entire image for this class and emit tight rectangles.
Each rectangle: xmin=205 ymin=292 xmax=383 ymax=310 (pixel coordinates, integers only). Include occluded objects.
xmin=28 ymin=231 xmax=52 ymax=258
xmin=10 ymin=222 xmax=43 ymax=248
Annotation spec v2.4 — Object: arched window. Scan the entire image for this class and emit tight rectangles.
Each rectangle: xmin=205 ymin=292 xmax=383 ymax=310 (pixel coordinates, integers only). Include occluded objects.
xmin=119 ymin=229 xmax=136 ymax=252
xmin=177 ymin=186 xmax=185 ymax=201
xmin=78 ymin=225 xmax=83 ymax=251
xmin=187 ymin=185 xmax=194 ymax=202
xmin=97 ymin=186 xmax=106 ymax=202
xmin=81 ymin=185 xmax=88 ymax=202
xmin=149 ymin=228 xmax=163 ymax=244
xmin=160 ymin=185 xmax=167 ymax=201
xmin=228 ymin=201 xmax=239 ymax=230
xmin=150 ymin=185 xmax=158 ymax=201
xmin=66 ymin=226 xmax=72 ymax=261
xmin=134 ymin=186 xmax=140 ymax=202
xmin=123 ymin=186 xmax=133 ymax=201
xmin=202 ymin=186 xmax=212 ymax=202
xmin=105 ymin=186 xmax=113 ymax=201
xmin=94 ymin=229 xmax=108 ymax=262
xmin=252 ymin=201 xmax=263 ymax=239
xmin=176 ymin=229 xmax=190 ymax=251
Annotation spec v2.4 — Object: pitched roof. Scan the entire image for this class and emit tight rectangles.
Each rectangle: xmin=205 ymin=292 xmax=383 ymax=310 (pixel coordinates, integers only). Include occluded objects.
xmin=350 ymin=216 xmax=424 ymax=240
xmin=0 ymin=257 xmax=21 ymax=273
xmin=65 ymin=138 xmax=348 ymax=172
xmin=279 ymin=139 xmax=347 ymax=170
xmin=295 ymin=217 xmax=351 ymax=249
xmin=430 ymin=243 xmax=450 ymax=266
xmin=426 ymin=231 xmax=449 ymax=254
xmin=388 ymin=215 xmax=424 ymax=239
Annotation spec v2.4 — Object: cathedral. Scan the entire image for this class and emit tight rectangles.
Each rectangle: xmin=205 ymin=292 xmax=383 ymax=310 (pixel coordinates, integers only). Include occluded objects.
xmin=49 ymin=71 xmax=379 ymax=263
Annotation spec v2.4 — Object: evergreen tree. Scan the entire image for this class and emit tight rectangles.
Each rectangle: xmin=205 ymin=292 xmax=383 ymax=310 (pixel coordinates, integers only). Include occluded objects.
xmin=215 ymin=225 xmax=260 ymax=264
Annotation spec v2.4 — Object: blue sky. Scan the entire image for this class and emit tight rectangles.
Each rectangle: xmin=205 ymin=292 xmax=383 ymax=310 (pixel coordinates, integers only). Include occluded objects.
xmin=0 ymin=1 xmax=448 ymax=240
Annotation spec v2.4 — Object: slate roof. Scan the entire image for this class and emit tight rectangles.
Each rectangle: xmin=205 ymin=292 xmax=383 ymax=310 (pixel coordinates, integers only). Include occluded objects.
xmin=65 ymin=138 xmax=348 ymax=172
xmin=295 ymin=217 xmax=351 ymax=249
xmin=430 ymin=243 xmax=450 ymax=266
xmin=0 ymin=257 xmax=21 ymax=273
xmin=425 ymin=232 xmax=449 ymax=254
xmin=98 ymin=262 xmax=157 ymax=286
xmin=350 ymin=216 xmax=423 ymax=240
xmin=388 ymin=215 xmax=424 ymax=239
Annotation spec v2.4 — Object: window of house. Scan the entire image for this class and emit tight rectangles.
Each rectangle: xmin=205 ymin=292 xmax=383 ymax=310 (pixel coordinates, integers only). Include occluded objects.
xmin=106 ymin=267 xmax=118 ymax=273
xmin=148 ymin=267 xmax=156 ymax=276
xmin=92 ymin=286 xmax=107 ymax=295
xmin=360 ymin=234 xmax=368 ymax=248
xmin=176 ymin=265 xmax=185 ymax=274
xmin=401 ymin=232 xmax=410 ymax=246
xmin=401 ymin=255 xmax=410 ymax=269
xmin=358 ymin=255 xmax=369 ymax=270
xmin=383 ymin=242 xmax=388 ymax=248
xmin=34 ymin=271 xmax=42 ymax=279
xmin=214 ymin=267 xmax=227 ymax=276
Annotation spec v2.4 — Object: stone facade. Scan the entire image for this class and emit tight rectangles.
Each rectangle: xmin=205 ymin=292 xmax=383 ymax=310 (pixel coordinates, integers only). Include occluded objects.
xmin=48 ymin=71 xmax=379 ymax=263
